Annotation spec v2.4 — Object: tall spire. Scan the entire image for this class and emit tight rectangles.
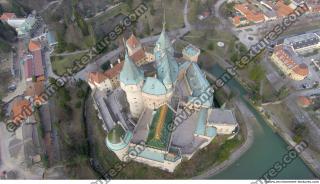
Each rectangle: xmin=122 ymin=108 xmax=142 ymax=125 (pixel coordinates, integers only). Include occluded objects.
xmin=163 ymin=7 xmax=166 ymax=31
xmin=120 ymin=37 xmax=144 ymax=85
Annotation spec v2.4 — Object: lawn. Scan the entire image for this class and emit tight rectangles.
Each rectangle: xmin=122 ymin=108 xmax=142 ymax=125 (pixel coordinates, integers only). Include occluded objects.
xmin=51 ymin=53 xmax=88 ymax=76
xmin=87 ymin=3 xmax=130 ymax=24
xmin=134 ymin=0 xmax=185 ymax=38
xmin=264 ymin=103 xmax=295 ymax=129
xmin=261 ymin=78 xmax=277 ymax=103
xmin=182 ymin=29 xmax=237 ymax=62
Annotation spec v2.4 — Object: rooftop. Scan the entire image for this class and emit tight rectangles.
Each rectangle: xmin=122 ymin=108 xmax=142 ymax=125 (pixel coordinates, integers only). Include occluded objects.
xmin=275 ymin=0 xmax=294 ymax=17
xmin=273 ymin=44 xmax=309 ymax=77
xmin=183 ymin=44 xmax=200 ymax=57
xmin=47 ymin=31 xmax=57 ymax=45
xmin=104 ymin=61 xmax=124 ymax=78
xmin=146 ymin=105 xmax=174 ymax=151
xmin=24 ymin=57 xmax=33 ymax=79
xmin=25 ymin=81 xmax=44 ymax=98
xmin=11 ymin=99 xmax=31 ymax=124
xmin=297 ymin=96 xmax=313 ymax=107
xmin=234 ymin=3 xmax=265 ymax=22
xmin=0 ymin=13 xmax=16 ymax=21
xmin=32 ymin=50 xmax=44 ymax=77
xmin=120 ymin=52 xmax=144 ymax=85
xmin=126 ymin=34 xmax=141 ymax=49
xmin=142 ymin=77 xmax=167 ymax=96
xmin=284 ymin=32 xmax=320 ymax=50
xmin=186 ymin=62 xmax=211 ymax=97
xmin=207 ymin=109 xmax=237 ymax=125
xmin=132 ymin=108 xmax=154 ymax=144
xmin=130 ymin=49 xmax=146 ymax=63
xmin=29 ymin=40 xmax=41 ymax=52
xmin=194 ymin=108 xmax=217 ymax=138
xmin=88 ymin=72 xmax=108 ymax=84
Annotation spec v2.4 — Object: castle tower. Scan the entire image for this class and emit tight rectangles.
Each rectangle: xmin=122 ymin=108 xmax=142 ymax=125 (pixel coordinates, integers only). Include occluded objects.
xmin=120 ymin=50 xmax=145 ymax=119
xmin=182 ymin=44 xmax=201 ymax=62
xmin=106 ymin=124 xmax=132 ymax=161
xmin=126 ymin=34 xmax=146 ymax=66
xmin=153 ymin=12 xmax=179 ymax=92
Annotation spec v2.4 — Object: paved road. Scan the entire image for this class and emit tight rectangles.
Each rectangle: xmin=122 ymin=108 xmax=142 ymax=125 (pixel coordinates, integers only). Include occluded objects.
xmin=50 ymin=49 xmax=89 ymax=57
xmin=44 ymin=51 xmax=59 ymax=79
xmin=84 ymin=3 xmax=121 ymax=21
xmin=39 ymin=0 xmax=62 ymax=14
xmin=73 ymin=0 xmax=192 ymax=81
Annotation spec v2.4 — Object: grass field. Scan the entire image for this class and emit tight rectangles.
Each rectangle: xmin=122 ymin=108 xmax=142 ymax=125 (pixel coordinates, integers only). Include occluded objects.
xmin=188 ymin=0 xmax=216 ymax=24
xmin=87 ymin=3 xmax=130 ymax=24
xmin=183 ymin=29 xmax=237 ymax=61
xmin=264 ymin=103 xmax=295 ymax=128
xmin=51 ymin=53 xmax=87 ymax=76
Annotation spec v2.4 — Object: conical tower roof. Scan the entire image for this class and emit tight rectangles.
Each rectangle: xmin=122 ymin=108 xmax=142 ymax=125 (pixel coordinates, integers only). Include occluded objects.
xmin=120 ymin=50 xmax=144 ymax=85
xmin=153 ymin=12 xmax=178 ymax=88
xmin=154 ymin=12 xmax=174 ymax=57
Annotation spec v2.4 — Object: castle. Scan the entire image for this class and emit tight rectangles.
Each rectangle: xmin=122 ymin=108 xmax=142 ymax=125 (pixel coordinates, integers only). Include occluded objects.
xmin=88 ymin=19 xmax=239 ymax=172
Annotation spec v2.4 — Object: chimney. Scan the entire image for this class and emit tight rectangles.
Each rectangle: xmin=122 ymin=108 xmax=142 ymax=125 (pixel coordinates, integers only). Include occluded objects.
xmin=110 ymin=64 xmax=114 ymax=68
xmin=118 ymin=59 xmax=121 ymax=64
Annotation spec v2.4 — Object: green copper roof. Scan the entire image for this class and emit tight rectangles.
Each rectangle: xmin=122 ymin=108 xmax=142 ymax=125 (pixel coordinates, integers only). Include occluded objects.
xmin=183 ymin=44 xmax=200 ymax=57
xmin=142 ymin=77 xmax=167 ymax=95
xmin=138 ymin=149 xmax=165 ymax=163
xmin=194 ymin=108 xmax=216 ymax=138
xmin=186 ymin=63 xmax=210 ymax=96
xmin=155 ymin=51 xmax=179 ymax=88
xmin=154 ymin=21 xmax=174 ymax=57
xmin=120 ymin=51 xmax=144 ymax=85
xmin=146 ymin=105 xmax=174 ymax=151
xmin=106 ymin=124 xmax=133 ymax=151
xmin=153 ymin=17 xmax=179 ymax=89
xmin=18 ymin=15 xmax=36 ymax=35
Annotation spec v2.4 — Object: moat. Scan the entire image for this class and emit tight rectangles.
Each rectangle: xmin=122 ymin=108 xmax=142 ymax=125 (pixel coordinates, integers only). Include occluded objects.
xmin=209 ymin=64 xmax=316 ymax=179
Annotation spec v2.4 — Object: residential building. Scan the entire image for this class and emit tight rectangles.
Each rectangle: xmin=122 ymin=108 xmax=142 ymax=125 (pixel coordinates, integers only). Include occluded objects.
xmin=88 ymin=72 xmax=113 ymax=92
xmin=234 ymin=3 xmax=265 ymax=24
xmin=271 ymin=44 xmax=309 ymax=80
xmin=88 ymin=60 xmax=124 ymax=92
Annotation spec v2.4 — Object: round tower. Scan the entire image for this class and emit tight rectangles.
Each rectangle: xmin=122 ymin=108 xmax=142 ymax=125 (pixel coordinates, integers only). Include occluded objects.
xmin=120 ymin=51 xmax=145 ymax=119
xmin=106 ymin=124 xmax=132 ymax=161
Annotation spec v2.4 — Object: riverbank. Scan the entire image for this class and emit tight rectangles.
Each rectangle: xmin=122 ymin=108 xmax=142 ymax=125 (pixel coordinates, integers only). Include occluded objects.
xmin=193 ymin=99 xmax=255 ymax=179
xmin=206 ymin=64 xmax=315 ymax=179
xmin=260 ymin=104 xmax=320 ymax=178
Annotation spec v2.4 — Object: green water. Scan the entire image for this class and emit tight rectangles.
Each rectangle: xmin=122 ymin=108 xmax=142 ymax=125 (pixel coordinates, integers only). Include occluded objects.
xmin=209 ymin=64 xmax=316 ymax=179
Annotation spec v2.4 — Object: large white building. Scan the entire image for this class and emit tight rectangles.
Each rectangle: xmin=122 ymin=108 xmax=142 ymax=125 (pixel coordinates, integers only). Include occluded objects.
xmin=270 ymin=32 xmax=320 ymax=81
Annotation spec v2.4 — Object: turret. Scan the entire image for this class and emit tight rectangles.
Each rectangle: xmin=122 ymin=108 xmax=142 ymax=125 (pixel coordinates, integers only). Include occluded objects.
xmin=106 ymin=124 xmax=132 ymax=161
xmin=119 ymin=50 xmax=145 ymax=118
xmin=153 ymin=14 xmax=178 ymax=92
